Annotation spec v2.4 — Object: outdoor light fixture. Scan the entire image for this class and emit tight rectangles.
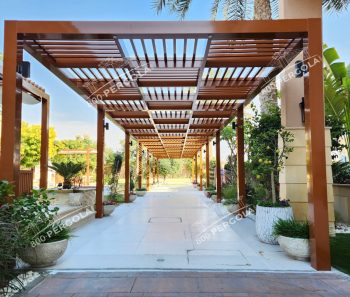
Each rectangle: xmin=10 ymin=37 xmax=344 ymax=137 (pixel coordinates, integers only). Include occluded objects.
xmin=18 ymin=61 xmax=31 ymax=78
xmin=213 ymin=141 xmax=216 ymax=146
xmin=129 ymin=140 xmax=133 ymax=146
xmin=232 ymin=121 xmax=236 ymax=130
xmin=295 ymin=60 xmax=309 ymax=78
xmin=103 ymin=122 xmax=109 ymax=130
xmin=299 ymin=97 xmax=305 ymax=123
xmin=203 ymin=149 xmax=206 ymax=153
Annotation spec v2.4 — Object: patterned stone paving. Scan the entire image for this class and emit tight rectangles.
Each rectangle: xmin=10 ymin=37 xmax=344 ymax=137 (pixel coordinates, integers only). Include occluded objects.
xmin=22 ymin=271 xmax=350 ymax=297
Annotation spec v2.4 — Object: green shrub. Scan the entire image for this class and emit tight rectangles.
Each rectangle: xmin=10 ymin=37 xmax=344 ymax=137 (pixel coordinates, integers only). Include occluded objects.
xmin=273 ymin=219 xmax=309 ymax=239
xmin=222 ymin=184 xmax=237 ymax=199
xmin=205 ymin=186 xmax=215 ymax=192
xmin=136 ymin=187 xmax=147 ymax=191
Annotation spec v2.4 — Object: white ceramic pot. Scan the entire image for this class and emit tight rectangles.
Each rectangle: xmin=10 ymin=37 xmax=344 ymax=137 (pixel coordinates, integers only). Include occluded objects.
xmin=226 ymin=204 xmax=239 ymax=214
xmin=135 ymin=190 xmax=146 ymax=197
xmin=129 ymin=194 xmax=137 ymax=202
xmin=20 ymin=239 xmax=68 ymax=267
xmin=255 ymin=205 xmax=293 ymax=244
xmin=277 ymin=235 xmax=310 ymax=261
xmin=103 ymin=205 xmax=116 ymax=216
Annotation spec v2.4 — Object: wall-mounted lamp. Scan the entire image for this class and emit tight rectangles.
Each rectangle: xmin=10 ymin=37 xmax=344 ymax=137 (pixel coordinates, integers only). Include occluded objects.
xmin=18 ymin=61 xmax=31 ymax=78
xmin=299 ymin=97 xmax=305 ymax=123
xmin=213 ymin=141 xmax=216 ymax=146
xmin=295 ymin=60 xmax=309 ymax=78
xmin=129 ymin=140 xmax=133 ymax=146
xmin=203 ymin=149 xmax=206 ymax=153
xmin=232 ymin=121 xmax=236 ymax=130
xmin=104 ymin=121 xmax=109 ymax=130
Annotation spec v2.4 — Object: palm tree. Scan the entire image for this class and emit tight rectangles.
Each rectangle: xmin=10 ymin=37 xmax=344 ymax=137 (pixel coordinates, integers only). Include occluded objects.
xmin=323 ymin=0 xmax=350 ymax=11
xmin=49 ymin=161 xmax=85 ymax=189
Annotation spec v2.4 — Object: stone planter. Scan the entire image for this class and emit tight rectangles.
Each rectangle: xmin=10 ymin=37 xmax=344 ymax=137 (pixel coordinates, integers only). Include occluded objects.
xmin=129 ymin=194 xmax=137 ymax=202
xmin=20 ymin=239 xmax=68 ymax=267
xmin=277 ymin=236 xmax=310 ymax=261
xmin=255 ymin=205 xmax=293 ymax=244
xmin=68 ymin=192 xmax=83 ymax=206
xmin=226 ymin=204 xmax=239 ymax=214
xmin=103 ymin=205 xmax=116 ymax=216
xmin=135 ymin=190 xmax=146 ymax=197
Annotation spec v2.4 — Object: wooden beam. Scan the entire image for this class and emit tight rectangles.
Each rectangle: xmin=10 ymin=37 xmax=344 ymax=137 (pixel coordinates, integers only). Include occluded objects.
xmin=216 ymin=131 xmax=221 ymax=203
xmin=304 ymin=18 xmax=330 ymax=271
xmin=124 ymin=132 xmax=130 ymax=203
xmin=0 ymin=21 xmax=23 ymax=196
xmin=40 ymin=97 xmax=49 ymax=189
xmin=95 ymin=107 xmax=105 ymax=218
xmin=236 ymin=105 xmax=246 ymax=215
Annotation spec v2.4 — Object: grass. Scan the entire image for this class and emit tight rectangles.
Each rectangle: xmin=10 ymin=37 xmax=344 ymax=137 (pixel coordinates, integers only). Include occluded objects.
xmin=330 ymin=233 xmax=350 ymax=275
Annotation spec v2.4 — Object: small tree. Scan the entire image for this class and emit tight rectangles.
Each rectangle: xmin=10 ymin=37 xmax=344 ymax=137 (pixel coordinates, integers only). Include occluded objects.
xmin=246 ymin=104 xmax=294 ymax=203
xmin=110 ymin=153 xmax=123 ymax=195
xmin=49 ymin=161 xmax=85 ymax=189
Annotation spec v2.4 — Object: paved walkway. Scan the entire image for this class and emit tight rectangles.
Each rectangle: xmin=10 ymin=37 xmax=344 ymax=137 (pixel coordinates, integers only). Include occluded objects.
xmin=51 ymin=181 xmax=313 ymax=270
xmin=23 ymin=271 xmax=350 ymax=296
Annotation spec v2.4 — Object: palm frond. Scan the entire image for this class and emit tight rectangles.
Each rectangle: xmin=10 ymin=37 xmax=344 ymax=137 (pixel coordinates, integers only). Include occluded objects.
xmin=211 ymin=0 xmax=222 ymax=20
xmin=223 ymin=0 xmax=251 ymax=20
xmin=153 ymin=0 xmax=167 ymax=14
xmin=323 ymin=0 xmax=350 ymax=12
xmin=167 ymin=0 xmax=193 ymax=19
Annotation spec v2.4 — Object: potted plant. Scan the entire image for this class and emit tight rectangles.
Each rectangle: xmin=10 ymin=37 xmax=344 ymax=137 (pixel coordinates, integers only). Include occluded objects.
xmin=256 ymin=199 xmax=293 ymax=244
xmin=49 ymin=161 xmax=85 ymax=189
xmin=273 ymin=219 xmax=310 ymax=261
xmin=103 ymin=200 xmax=117 ymax=216
xmin=135 ymin=187 xmax=147 ymax=197
xmin=11 ymin=189 xmax=71 ymax=267
xmin=129 ymin=179 xmax=137 ymax=202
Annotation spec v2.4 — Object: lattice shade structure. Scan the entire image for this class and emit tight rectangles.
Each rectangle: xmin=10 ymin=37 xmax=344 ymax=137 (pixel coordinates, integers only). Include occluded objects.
xmin=22 ymin=21 xmax=304 ymax=159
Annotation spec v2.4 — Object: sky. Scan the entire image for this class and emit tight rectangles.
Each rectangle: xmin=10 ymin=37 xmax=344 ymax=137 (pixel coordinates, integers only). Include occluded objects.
xmin=0 ymin=0 xmax=349 ymax=156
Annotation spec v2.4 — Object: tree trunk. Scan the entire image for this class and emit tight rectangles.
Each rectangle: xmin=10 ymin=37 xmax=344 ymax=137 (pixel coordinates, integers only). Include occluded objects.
xmin=270 ymin=170 xmax=276 ymax=203
xmin=254 ymin=0 xmax=277 ymax=112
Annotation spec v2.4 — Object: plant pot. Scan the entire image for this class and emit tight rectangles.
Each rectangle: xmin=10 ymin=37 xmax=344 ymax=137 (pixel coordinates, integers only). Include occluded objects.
xmin=135 ymin=190 xmax=146 ymax=197
xmin=129 ymin=194 xmax=137 ymax=202
xmin=255 ymin=205 xmax=293 ymax=244
xmin=277 ymin=235 xmax=310 ymax=261
xmin=20 ymin=239 xmax=68 ymax=268
xmin=103 ymin=204 xmax=116 ymax=216
xmin=226 ymin=204 xmax=239 ymax=214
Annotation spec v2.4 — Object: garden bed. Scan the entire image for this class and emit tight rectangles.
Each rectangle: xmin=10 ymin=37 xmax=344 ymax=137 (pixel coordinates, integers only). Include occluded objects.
xmin=330 ymin=233 xmax=350 ymax=275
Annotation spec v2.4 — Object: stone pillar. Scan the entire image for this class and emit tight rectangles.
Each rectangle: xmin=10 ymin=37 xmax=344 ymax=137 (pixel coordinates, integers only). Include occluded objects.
xmin=279 ymin=0 xmax=335 ymax=234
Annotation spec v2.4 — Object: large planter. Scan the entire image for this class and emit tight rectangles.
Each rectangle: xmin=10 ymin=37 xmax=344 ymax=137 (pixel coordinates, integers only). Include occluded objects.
xmin=226 ymin=204 xmax=239 ymax=214
xmin=129 ymin=194 xmax=137 ymax=202
xmin=20 ymin=239 xmax=68 ymax=267
xmin=277 ymin=236 xmax=310 ymax=261
xmin=135 ymin=190 xmax=146 ymax=197
xmin=255 ymin=205 xmax=293 ymax=244
xmin=103 ymin=205 xmax=116 ymax=216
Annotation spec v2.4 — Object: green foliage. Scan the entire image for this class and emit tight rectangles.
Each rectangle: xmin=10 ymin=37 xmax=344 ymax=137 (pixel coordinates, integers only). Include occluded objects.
xmin=136 ymin=187 xmax=147 ymax=191
xmin=246 ymin=104 xmax=294 ymax=203
xmin=324 ymin=46 xmax=350 ymax=155
xmin=332 ymin=161 xmax=350 ymax=183
xmin=222 ymin=184 xmax=237 ymax=202
xmin=130 ymin=178 xmax=135 ymax=192
xmin=11 ymin=189 xmax=71 ymax=247
xmin=257 ymin=200 xmax=290 ymax=207
xmin=20 ymin=122 xmax=57 ymax=169
xmin=273 ymin=219 xmax=309 ymax=239
xmin=49 ymin=161 xmax=85 ymax=189
xmin=331 ymin=234 xmax=350 ymax=275
xmin=326 ymin=114 xmax=347 ymax=152
xmin=323 ymin=0 xmax=350 ymax=12
xmin=105 ymin=152 xmax=123 ymax=194
xmin=0 ymin=180 xmax=14 ymax=205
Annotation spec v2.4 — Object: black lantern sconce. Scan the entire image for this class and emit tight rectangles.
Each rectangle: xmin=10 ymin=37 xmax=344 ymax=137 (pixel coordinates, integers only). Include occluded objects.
xmin=103 ymin=121 xmax=109 ymax=130
xmin=213 ymin=141 xmax=216 ymax=146
xmin=232 ymin=121 xmax=236 ymax=130
xmin=18 ymin=61 xmax=31 ymax=78
xmin=295 ymin=60 xmax=309 ymax=78
xmin=129 ymin=140 xmax=133 ymax=146
xmin=299 ymin=97 xmax=305 ymax=123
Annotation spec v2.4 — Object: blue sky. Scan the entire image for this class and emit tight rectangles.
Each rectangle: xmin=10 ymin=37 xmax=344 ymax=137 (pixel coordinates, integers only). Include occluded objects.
xmin=0 ymin=0 xmax=349 ymax=153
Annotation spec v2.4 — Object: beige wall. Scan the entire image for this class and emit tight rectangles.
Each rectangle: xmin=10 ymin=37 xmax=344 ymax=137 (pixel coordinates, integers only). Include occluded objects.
xmin=279 ymin=0 xmax=335 ymax=234
xmin=333 ymin=185 xmax=350 ymax=224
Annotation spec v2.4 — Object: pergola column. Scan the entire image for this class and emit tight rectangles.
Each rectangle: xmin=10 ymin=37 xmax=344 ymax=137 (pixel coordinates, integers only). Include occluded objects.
xmin=146 ymin=152 xmax=150 ymax=191
xmin=95 ymin=107 xmax=105 ymax=218
xmin=304 ymin=18 xmax=331 ymax=270
xmin=124 ymin=132 xmax=130 ymax=203
xmin=192 ymin=158 xmax=195 ymax=183
xmin=199 ymin=147 xmax=203 ymax=191
xmin=206 ymin=141 xmax=210 ymax=188
xmin=156 ymin=160 xmax=159 ymax=183
xmin=236 ymin=105 xmax=246 ymax=215
xmin=152 ymin=157 xmax=156 ymax=185
xmin=40 ymin=97 xmax=49 ymax=189
xmin=137 ymin=142 xmax=143 ymax=189
xmin=0 ymin=21 xmax=23 ymax=196
xmin=215 ymin=131 xmax=222 ymax=203
xmin=195 ymin=154 xmax=198 ymax=184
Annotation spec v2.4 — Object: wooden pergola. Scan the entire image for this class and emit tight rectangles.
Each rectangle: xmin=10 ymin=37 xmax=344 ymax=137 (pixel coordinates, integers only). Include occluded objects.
xmin=0 ymin=19 xmax=330 ymax=270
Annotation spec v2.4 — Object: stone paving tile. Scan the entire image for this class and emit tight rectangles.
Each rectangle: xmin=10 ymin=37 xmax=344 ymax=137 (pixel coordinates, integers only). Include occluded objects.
xmin=21 ymin=272 xmax=350 ymax=297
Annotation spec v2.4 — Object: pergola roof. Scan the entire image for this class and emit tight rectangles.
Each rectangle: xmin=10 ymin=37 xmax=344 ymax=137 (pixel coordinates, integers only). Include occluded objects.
xmin=19 ymin=20 xmax=306 ymax=159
